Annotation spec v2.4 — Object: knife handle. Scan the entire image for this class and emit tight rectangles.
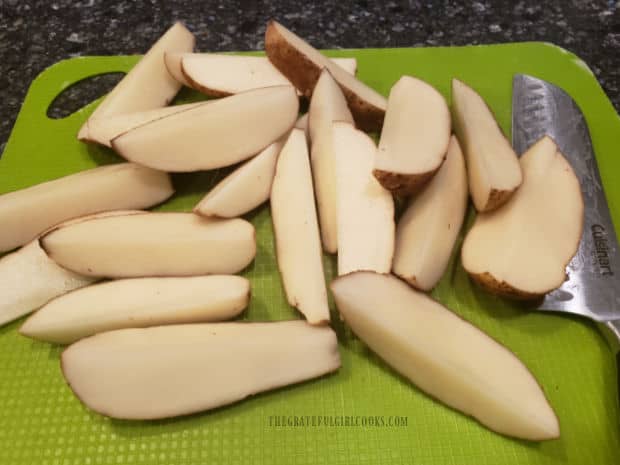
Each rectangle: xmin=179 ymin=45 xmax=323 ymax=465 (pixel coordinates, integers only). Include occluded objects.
xmin=605 ymin=319 xmax=620 ymax=408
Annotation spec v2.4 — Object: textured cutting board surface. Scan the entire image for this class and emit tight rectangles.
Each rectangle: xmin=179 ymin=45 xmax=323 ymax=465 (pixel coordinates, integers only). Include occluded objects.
xmin=0 ymin=43 xmax=619 ymax=465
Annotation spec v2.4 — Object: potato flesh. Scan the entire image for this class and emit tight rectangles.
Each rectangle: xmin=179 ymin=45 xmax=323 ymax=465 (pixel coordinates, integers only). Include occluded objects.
xmin=41 ymin=213 xmax=256 ymax=278
xmin=271 ymin=129 xmax=330 ymax=324
xmin=308 ymin=70 xmax=355 ymax=253
xmin=163 ymin=51 xmax=191 ymax=86
xmin=21 ymin=276 xmax=250 ymax=344
xmin=0 ymin=241 xmax=94 ymax=326
xmin=61 ymin=321 xmax=341 ymax=419
xmin=375 ymin=76 xmax=451 ymax=175
xmin=85 ymin=103 xmax=203 ymax=147
xmin=78 ymin=22 xmax=194 ymax=139
xmin=451 ymin=79 xmax=522 ymax=212
xmin=393 ymin=136 xmax=468 ymax=290
xmin=462 ymin=136 xmax=584 ymax=296
xmin=111 ymin=86 xmax=299 ymax=172
xmin=181 ymin=54 xmax=357 ymax=97
xmin=0 ymin=163 xmax=173 ymax=253
xmin=333 ymin=123 xmax=394 ymax=275
xmin=194 ymin=140 xmax=283 ymax=218
xmin=331 ymin=271 xmax=560 ymax=440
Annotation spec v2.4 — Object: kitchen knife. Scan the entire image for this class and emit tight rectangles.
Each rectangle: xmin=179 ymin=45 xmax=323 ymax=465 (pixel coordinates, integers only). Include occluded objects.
xmin=512 ymin=74 xmax=620 ymax=401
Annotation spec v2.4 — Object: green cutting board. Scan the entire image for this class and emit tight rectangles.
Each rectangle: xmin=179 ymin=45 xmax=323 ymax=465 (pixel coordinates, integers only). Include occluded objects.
xmin=1 ymin=43 xmax=619 ymax=465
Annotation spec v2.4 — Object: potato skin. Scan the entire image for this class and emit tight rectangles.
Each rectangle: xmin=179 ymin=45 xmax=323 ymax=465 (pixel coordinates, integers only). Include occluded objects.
xmin=479 ymin=187 xmax=517 ymax=213
xmin=265 ymin=21 xmax=385 ymax=132
xmin=373 ymin=167 xmax=439 ymax=197
xmin=468 ymin=271 xmax=547 ymax=301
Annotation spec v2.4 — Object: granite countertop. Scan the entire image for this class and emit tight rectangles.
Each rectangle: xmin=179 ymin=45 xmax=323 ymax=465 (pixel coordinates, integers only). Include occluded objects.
xmin=0 ymin=0 xmax=618 ymax=153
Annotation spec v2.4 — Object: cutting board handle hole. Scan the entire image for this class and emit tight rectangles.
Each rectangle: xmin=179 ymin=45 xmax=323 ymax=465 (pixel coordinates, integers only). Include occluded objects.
xmin=46 ymin=72 xmax=126 ymax=119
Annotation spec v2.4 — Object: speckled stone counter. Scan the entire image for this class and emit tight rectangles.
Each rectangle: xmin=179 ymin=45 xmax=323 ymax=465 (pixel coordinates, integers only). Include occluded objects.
xmin=0 ymin=0 xmax=618 ymax=153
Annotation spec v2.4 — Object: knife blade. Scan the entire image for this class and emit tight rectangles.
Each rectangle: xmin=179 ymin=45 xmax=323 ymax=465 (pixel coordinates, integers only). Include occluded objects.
xmin=512 ymin=74 xmax=620 ymax=323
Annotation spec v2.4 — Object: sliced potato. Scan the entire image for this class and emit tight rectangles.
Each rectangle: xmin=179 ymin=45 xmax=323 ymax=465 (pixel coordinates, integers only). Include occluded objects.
xmin=0 ymin=210 xmax=143 ymax=326
xmin=111 ymin=86 xmax=298 ymax=172
xmin=78 ymin=22 xmax=194 ymax=140
xmin=164 ymin=51 xmax=191 ymax=86
xmin=180 ymin=54 xmax=358 ymax=97
xmin=271 ymin=129 xmax=330 ymax=324
xmin=41 ymin=212 xmax=256 ymax=278
xmin=462 ymin=136 xmax=583 ymax=299
xmin=0 ymin=163 xmax=173 ymax=253
xmin=331 ymin=271 xmax=560 ymax=441
xmin=308 ymin=69 xmax=355 ymax=253
xmin=333 ymin=122 xmax=394 ymax=275
xmin=0 ymin=241 xmax=95 ymax=327
xmin=84 ymin=103 xmax=203 ymax=147
xmin=393 ymin=136 xmax=468 ymax=291
xmin=21 ymin=275 xmax=250 ymax=344
xmin=61 ymin=321 xmax=341 ymax=419
xmin=452 ymin=79 xmax=522 ymax=212
xmin=265 ymin=20 xmax=386 ymax=132
xmin=194 ymin=139 xmax=283 ymax=218
xmin=295 ymin=113 xmax=309 ymax=140
xmin=374 ymin=76 xmax=451 ymax=195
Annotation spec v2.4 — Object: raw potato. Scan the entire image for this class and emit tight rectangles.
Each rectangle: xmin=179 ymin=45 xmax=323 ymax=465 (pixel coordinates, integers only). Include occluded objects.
xmin=308 ymin=70 xmax=355 ymax=253
xmin=462 ymin=136 xmax=584 ymax=299
xmin=452 ymin=79 xmax=522 ymax=212
xmin=333 ymin=122 xmax=394 ymax=275
xmin=0 ymin=163 xmax=173 ymax=253
xmin=295 ymin=114 xmax=309 ymax=140
xmin=84 ymin=102 xmax=203 ymax=147
xmin=164 ymin=51 xmax=191 ymax=86
xmin=111 ymin=86 xmax=298 ymax=172
xmin=265 ymin=20 xmax=386 ymax=132
xmin=271 ymin=129 xmax=330 ymax=324
xmin=180 ymin=54 xmax=358 ymax=97
xmin=331 ymin=271 xmax=560 ymax=441
xmin=41 ymin=212 xmax=256 ymax=278
xmin=374 ymin=76 xmax=451 ymax=195
xmin=61 ymin=320 xmax=341 ymax=419
xmin=21 ymin=275 xmax=251 ymax=344
xmin=194 ymin=139 xmax=283 ymax=218
xmin=78 ymin=22 xmax=194 ymax=140
xmin=393 ymin=136 xmax=468 ymax=291
xmin=0 ymin=210 xmax=142 ymax=326
xmin=0 ymin=241 xmax=95 ymax=327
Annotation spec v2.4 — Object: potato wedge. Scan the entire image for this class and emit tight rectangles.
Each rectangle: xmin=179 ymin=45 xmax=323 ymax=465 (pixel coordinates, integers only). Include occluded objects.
xmin=462 ymin=136 xmax=583 ymax=299
xmin=308 ymin=70 xmax=355 ymax=253
xmin=164 ymin=51 xmax=191 ymax=86
xmin=0 ymin=241 xmax=95 ymax=327
xmin=331 ymin=271 xmax=560 ymax=441
xmin=84 ymin=102 xmax=203 ymax=147
xmin=194 ymin=139 xmax=283 ymax=218
xmin=452 ymin=79 xmax=522 ymax=212
xmin=393 ymin=136 xmax=468 ymax=291
xmin=0 ymin=210 xmax=142 ymax=326
xmin=265 ymin=20 xmax=386 ymax=132
xmin=61 ymin=321 xmax=340 ymax=419
xmin=271 ymin=129 xmax=330 ymax=324
xmin=111 ymin=86 xmax=298 ymax=172
xmin=0 ymin=163 xmax=173 ymax=253
xmin=180 ymin=53 xmax=358 ymax=97
xmin=78 ymin=22 xmax=194 ymax=140
xmin=21 ymin=275 xmax=250 ymax=344
xmin=41 ymin=212 xmax=256 ymax=278
xmin=374 ymin=76 xmax=451 ymax=195
xmin=333 ymin=123 xmax=394 ymax=275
